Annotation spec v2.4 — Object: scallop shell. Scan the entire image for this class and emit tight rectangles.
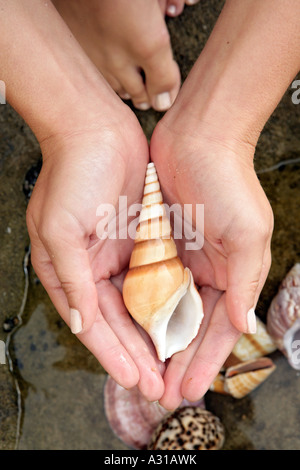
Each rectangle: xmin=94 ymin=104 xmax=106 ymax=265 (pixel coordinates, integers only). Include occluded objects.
xmin=210 ymin=357 xmax=276 ymax=399
xmin=225 ymin=315 xmax=277 ymax=367
xmin=104 ymin=375 xmax=205 ymax=450
xmin=267 ymin=263 xmax=300 ymax=370
xmin=122 ymin=162 xmax=204 ymax=362
xmin=147 ymin=407 xmax=225 ymax=450
xmin=104 ymin=375 xmax=167 ymax=449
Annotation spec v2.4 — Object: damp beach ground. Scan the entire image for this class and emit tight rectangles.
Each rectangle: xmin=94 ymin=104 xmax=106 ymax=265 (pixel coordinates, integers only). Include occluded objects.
xmin=0 ymin=1 xmax=300 ymax=450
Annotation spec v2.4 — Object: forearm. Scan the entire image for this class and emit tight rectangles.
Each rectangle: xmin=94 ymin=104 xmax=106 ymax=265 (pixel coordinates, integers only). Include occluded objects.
xmin=172 ymin=0 xmax=300 ymax=150
xmin=0 ymin=0 xmax=118 ymax=143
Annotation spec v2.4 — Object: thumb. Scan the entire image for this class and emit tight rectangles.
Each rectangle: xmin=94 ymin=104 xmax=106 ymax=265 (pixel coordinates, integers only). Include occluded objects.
xmin=225 ymin=247 xmax=265 ymax=334
xmin=46 ymin=237 xmax=99 ymax=335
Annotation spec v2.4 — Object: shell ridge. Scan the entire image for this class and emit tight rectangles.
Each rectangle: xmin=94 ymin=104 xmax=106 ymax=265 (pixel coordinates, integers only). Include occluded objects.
xmin=123 ymin=162 xmax=204 ymax=362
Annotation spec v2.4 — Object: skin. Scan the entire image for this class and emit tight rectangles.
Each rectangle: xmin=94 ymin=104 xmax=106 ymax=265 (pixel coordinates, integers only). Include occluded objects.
xmin=151 ymin=0 xmax=300 ymax=408
xmin=160 ymin=0 xmax=201 ymax=17
xmin=0 ymin=0 xmax=299 ymax=412
xmin=0 ymin=0 xmax=165 ymax=400
xmin=51 ymin=0 xmax=182 ymax=111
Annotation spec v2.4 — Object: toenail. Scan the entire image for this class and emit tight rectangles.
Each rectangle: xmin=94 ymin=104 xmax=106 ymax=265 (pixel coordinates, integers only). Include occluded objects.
xmin=167 ymin=5 xmax=177 ymax=15
xmin=135 ymin=102 xmax=151 ymax=110
xmin=185 ymin=0 xmax=199 ymax=5
xmin=119 ymin=92 xmax=131 ymax=100
xmin=154 ymin=92 xmax=172 ymax=111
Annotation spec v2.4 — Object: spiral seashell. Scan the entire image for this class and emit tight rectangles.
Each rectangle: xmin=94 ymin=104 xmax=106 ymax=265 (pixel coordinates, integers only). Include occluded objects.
xmin=122 ymin=162 xmax=204 ymax=362
xmin=267 ymin=263 xmax=300 ymax=370
xmin=147 ymin=407 xmax=225 ymax=450
xmin=210 ymin=357 xmax=276 ymax=399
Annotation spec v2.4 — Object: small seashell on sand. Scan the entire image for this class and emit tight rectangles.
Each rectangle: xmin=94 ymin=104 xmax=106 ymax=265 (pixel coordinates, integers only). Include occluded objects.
xmin=210 ymin=356 xmax=276 ymax=399
xmin=224 ymin=315 xmax=277 ymax=368
xmin=103 ymin=375 xmax=205 ymax=450
xmin=122 ymin=162 xmax=204 ymax=362
xmin=209 ymin=372 xmax=226 ymax=394
xmin=147 ymin=407 xmax=225 ymax=450
xmin=267 ymin=263 xmax=300 ymax=370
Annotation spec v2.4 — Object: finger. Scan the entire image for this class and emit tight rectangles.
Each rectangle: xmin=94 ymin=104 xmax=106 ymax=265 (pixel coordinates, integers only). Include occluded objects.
xmin=159 ymin=286 xmax=222 ymax=410
xmin=226 ymin=238 xmax=270 ymax=334
xmin=181 ymin=293 xmax=241 ymax=402
xmin=134 ymin=322 xmax=167 ymax=377
xmin=30 ymin=239 xmax=141 ymax=389
xmin=79 ymin=311 xmax=141 ymax=390
xmin=97 ymin=280 xmax=165 ymax=402
xmin=32 ymin=213 xmax=99 ymax=335
xmin=255 ymin=238 xmax=272 ymax=305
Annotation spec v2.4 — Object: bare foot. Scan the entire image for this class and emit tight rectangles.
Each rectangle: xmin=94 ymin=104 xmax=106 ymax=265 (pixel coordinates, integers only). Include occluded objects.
xmin=52 ymin=0 xmax=181 ymax=111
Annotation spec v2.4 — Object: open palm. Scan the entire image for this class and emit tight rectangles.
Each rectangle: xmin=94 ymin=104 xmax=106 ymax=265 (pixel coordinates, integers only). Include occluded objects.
xmin=151 ymin=126 xmax=273 ymax=409
xmin=26 ymin=118 xmax=165 ymax=401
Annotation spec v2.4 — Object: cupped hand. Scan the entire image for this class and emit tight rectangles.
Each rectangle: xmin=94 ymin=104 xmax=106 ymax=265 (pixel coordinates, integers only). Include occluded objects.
xmin=26 ymin=105 xmax=165 ymax=401
xmin=150 ymin=120 xmax=274 ymax=409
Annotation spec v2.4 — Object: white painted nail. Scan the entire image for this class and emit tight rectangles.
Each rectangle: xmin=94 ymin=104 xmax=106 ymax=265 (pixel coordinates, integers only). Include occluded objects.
xmin=154 ymin=92 xmax=172 ymax=111
xmin=136 ymin=102 xmax=151 ymax=110
xmin=70 ymin=308 xmax=82 ymax=334
xmin=185 ymin=0 xmax=199 ymax=5
xmin=167 ymin=5 xmax=177 ymax=15
xmin=246 ymin=308 xmax=257 ymax=334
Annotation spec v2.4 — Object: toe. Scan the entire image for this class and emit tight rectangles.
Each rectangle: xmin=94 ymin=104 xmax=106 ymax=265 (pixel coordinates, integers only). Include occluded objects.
xmin=165 ymin=0 xmax=185 ymax=17
xmin=142 ymin=47 xmax=181 ymax=112
xmin=119 ymin=66 xmax=151 ymax=111
xmin=185 ymin=0 xmax=200 ymax=6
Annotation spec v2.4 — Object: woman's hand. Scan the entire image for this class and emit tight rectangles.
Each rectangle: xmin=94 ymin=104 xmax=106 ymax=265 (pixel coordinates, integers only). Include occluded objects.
xmin=150 ymin=120 xmax=273 ymax=409
xmin=149 ymin=0 xmax=300 ymax=410
xmin=26 ymin=107 xmax=165 ymax=401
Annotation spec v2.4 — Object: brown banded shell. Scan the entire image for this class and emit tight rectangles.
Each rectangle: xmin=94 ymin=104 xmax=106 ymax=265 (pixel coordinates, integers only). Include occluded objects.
xmin=122 ymin=162 xmax=204 ymax=362
xmin=210 ymin=357 xmax=276 ymax=399
xmin=267 ymin=263 xmax=300 ymax=370
xmin=147 ymin=407 xmax=225 ymax=450
xmin=225 ymin=315 xmax=277 ymax=367
xmin=104 ymin=376 xmax=205 ymax=450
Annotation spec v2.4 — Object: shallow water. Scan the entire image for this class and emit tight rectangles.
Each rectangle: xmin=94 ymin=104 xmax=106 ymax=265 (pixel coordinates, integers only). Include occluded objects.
xmin=1 ymin=1 xmax=300 ymax=450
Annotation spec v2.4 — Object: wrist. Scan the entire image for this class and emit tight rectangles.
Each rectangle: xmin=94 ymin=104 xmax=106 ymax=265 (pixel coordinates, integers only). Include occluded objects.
xmin=0 ymin=0 xmax=128 ymax=144
xmin=31 ymin=75 xmax=126 ymax=147
xmin=164 ymin=0 xmax=300 ymax=156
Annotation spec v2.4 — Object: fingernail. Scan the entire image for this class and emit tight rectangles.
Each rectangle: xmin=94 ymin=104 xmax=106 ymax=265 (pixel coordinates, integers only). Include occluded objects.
xmin=154 ymin=92 xmax=172 ymax=111
xmin=246 ymin=308 xmax=257 ymax=334
xmin=167 ymin=5 xmax=177 ymax=15
xmin=70 ymin=308 xmax=82 ymax=334
xmin=135 ymin=102 xmax=151 ymax=110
